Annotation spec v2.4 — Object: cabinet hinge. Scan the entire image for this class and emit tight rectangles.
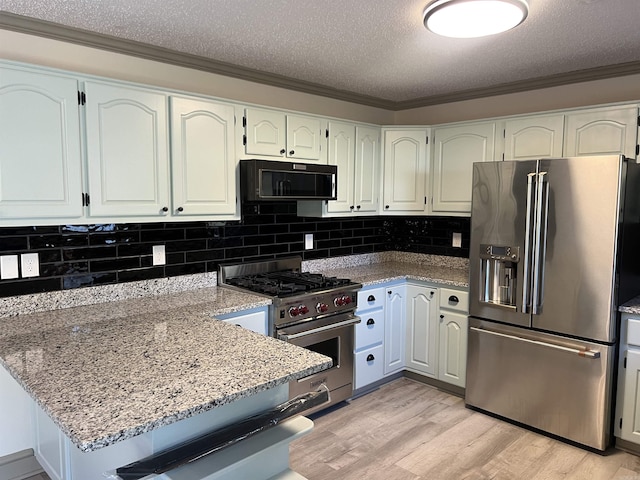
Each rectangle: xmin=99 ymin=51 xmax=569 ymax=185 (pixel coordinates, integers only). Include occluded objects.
xmin=243 ymin=134 xmax=247 ymax=146
xmin=503 ymin=129 xmax=506 ymax=138
xmin=636 ymin=144 xmax=639 ymax=156
xmin=426 ymin=135 xmax=429 ymax=145
xmin=82 ymin=192 xmax=91 ymax=206
xmin=77 ymin=91 xmax=86 ymax=106
xmin=424 ymin=196 xmax=427 ymax=205
xmin=624 ymin=356 xmax=628 ymax=368
xmin=637 ymin=115 xmax=640 ymax=127
xmin=620 ymin=417 xmax=623 ymax=429
xmin=242 ymin=116 xmax=246 ymax=128
xmin=502 ymin=153 xmax=505 ymax=161
xmin=326 ymin=129 xmax=329 ymax=138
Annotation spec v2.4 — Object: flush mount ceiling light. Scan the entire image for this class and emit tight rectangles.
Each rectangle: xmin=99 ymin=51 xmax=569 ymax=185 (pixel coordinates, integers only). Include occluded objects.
xmin=423 ymin=0 xmax=529 ymax=38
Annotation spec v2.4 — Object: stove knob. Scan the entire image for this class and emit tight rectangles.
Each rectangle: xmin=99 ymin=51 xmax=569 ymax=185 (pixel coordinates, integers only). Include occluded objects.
xmin=316 ymin=303 xmax=329 ymax=313
xmin=343 ymin=295 xmax=352 ymax=305
xmin=299 ymin=305 xmax=309 ymax=315
xmin=288 ymin=306 xmax=300 ymax=317
xmin=334 ymin=297 xmax=343 ymax=307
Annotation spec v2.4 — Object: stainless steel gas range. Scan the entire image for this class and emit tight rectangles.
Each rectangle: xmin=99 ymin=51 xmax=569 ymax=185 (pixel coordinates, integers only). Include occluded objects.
xmin=219 ymin=257 xmax=362 ymax=412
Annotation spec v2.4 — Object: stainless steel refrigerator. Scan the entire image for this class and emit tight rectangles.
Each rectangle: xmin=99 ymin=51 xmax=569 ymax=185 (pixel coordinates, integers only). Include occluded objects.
xmin=466 ymin=155 xmax=640 ymax=451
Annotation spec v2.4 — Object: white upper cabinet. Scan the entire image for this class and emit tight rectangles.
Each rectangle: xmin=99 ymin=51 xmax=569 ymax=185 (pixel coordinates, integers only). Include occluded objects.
xmin=243 ymin=107 xmax=325 ymax=162
xmin=84 ymin=81 xmax=171 ymax=217
xmin=170 ymin=96 xmax=237 ymax=217
xmin=504 ymin=114 xmax=565 ymax=161
xmin=354 ymin=126 xmax=380 ymax=214
xmin=431 ymin=122 xmax=495 ymax=214
xmin=0 ymin=65 xmax=83 ymax=223
xmin=564 ymin=105 xmax=638 ymax=158
xmin=382 ymin=129 xmax=429 ymax=214
xmin=326 ymin=121 xmax=356 ymax=214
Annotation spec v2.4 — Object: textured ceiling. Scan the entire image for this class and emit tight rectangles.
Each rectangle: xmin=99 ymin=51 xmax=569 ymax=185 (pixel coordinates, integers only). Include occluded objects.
xmin=2 ymin=0 xmax=640 ymax=108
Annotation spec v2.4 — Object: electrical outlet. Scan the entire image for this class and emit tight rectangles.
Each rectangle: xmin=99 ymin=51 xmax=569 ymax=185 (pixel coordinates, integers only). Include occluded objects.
xmin=153 ymin=245 xmax=166 ymax=265
xmin=21 ymin=253 xmax=40 ymax=278
xmin=305 ymin=234 xmax=314 ymax=250
xmin=452 ymin=232 xmax=462 ymax=248
xmin=0 ymin=255 xmax=19 ymax=279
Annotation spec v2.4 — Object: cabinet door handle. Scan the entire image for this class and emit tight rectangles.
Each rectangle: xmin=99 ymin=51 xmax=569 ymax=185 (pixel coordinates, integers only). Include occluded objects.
xmin=385 ymin=205 xmax=390 ymax=209
xmin=367 ymin=295 xmax=375 ymax=302
xmin=162 ymin=206 xmax=169 ymax=212
xmin=280 ymin=148 xmax=286 ymax=155
xmin=448 ymin=295 xmax=459 ymax=304
xmin=177 ymin=206 xmax=184 ymax=212
xmin=366 ymin=318 xmax=375 ymax=326
xmin=289 ymin=150 xmax=295 ymax=155
xmin=388 ymin=291 xmax=392 ymax=295
xmin=430 ymin=291 xmax=435 ymax=296
xmin=356 ymin=205 xmax=361 ymax=209
xmin=366 ymin=354 xmax=375 ymax=362
xmin=350 ymin=205 xmax=354 ymax=210
xmin=440 ymin=314 xmax=444 ymax=319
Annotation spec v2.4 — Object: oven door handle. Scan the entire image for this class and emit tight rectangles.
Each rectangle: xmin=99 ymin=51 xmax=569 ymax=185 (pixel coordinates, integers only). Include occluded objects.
xmin=277 ymin=316 xmax=361 ymax=341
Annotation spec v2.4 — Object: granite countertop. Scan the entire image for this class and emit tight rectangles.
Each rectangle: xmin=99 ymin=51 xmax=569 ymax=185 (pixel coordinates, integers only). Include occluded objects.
xmin=0 ymin=287 xmax=331 ymax=453
xmin=315 ymin=261 xmax=469 ymax=288
xmin=620 ymin=295 xmax=640 ymax=314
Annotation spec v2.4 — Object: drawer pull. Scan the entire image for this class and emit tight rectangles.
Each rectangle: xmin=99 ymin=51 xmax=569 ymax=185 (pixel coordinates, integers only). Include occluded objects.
xmin=366 ymin=354 xmax=375 ymax=362
xmin=367 ymin=295 xmax=376 ymax=302
xmin=366 ymin=318 xmax=375 ymax=326
xmin=448 ymin=295 xmax=459 ymax=304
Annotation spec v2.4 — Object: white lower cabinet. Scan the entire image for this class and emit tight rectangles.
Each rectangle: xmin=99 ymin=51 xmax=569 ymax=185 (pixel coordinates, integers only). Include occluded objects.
xmin=615 ymin=314 xmax=640 ymax=444
xmin=405 ymin=285 xmax=438 ymax=376
xmin=437 ymin=288 xmax=469 ymax=388
xmin=217 ymin=307 xmax=268 ymax=335
xmin=384 ymin=284 xmax=406 ymax=375
xmin=354 ymin=286 xmax=385 ymax=390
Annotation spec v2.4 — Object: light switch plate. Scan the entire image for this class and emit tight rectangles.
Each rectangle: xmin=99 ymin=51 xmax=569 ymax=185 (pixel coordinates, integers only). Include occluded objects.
xmin=21 ymin=253 xmax=40 ymax=278
xmin=305 ymin=234 xmax=314 ymax=250
xmin=452 ymin=232 xmax=462 ymax=248
xmin=153 ymin=245 xmax=166 ymax=265
xmin=0 ymin=255 xmax=19 ymax=279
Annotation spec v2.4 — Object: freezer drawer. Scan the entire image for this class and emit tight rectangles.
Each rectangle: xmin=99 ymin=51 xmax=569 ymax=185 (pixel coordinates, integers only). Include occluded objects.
xmin=466 ymin=318 xmax=614 ymax=450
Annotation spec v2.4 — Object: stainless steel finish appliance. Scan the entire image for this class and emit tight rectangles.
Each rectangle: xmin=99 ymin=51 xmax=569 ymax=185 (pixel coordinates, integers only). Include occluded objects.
xmin=467 ymin=155 xmax=640 ymax=451
xmin=219 ymin=257 xmax=361 ymax=413
xmin=240 ymin=159 xmax=337 ymax=201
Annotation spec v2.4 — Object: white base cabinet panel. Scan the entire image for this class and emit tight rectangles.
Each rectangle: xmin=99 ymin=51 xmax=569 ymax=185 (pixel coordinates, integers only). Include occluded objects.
xmin=384 ymin=285 xmax=406 ymax=375
xmin=217 ymin=307 xmax=269 ymax=335
xmin=404 ymin=285 xmax=438 ymax=376
xmin=0 ymin=367 xmax=34 ymax=457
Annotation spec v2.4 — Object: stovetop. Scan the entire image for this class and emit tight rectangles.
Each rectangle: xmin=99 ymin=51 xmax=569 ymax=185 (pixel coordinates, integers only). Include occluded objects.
xmin=225 ymin=271 xmax=354 ymax=297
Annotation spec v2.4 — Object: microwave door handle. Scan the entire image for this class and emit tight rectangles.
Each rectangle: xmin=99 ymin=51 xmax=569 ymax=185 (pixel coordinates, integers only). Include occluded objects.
xmin=531 ymin=172 xmax=549 ymax=315
xmin=331 ymin=173 xmax=336 ymax=198
xmin=522 ymin=172 xmax=537 ymax=313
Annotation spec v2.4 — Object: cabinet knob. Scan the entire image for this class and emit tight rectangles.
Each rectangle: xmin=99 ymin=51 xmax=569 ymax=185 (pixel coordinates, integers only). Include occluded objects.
xmin=177 ymin=206 xmax=184 ymax=212
xmin=388 ymin=291 xmax=392 ymax=295
xmin=356 ymin=205 xmax=361 ymax=209
xmin=289 ymin=150 xmax=295 ymax=155
xmin=280 ymin=148 xmax=286 ymax=155
xmin=350 ymin=205 xmax=354 ymax=210
xmin=430 ymin=291 xmax=434 ymax=296
xmin=162 ymin=206 xmax=169 ymax=212
xmin=367 ymin=295 xmax=375 ymax=302
xmin=385 ymin=205 xmax=390 ymax=209
xmin=366 ymin=354 xmax=375 ymax=362
xmin=440 ymin=314 xmax=444 ymax=319
xmin=366 ymin=318 xmax=375 ymax=326
xmin=448 ymin=295 xmax=459 ymax=304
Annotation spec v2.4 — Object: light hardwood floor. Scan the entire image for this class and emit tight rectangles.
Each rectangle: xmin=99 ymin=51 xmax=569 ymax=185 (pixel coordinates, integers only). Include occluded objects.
xmin=290 ymin=378 xmax=640 ymax=480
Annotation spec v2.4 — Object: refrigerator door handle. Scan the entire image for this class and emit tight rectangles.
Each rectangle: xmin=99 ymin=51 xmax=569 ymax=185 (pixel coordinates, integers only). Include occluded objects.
xmin=522 ymin=172 xmax=537 ymax=313
xmin=469 ymin=326 xmax=601 ymax=359
xmin=531 ymin=172 xmax=549 ymax=315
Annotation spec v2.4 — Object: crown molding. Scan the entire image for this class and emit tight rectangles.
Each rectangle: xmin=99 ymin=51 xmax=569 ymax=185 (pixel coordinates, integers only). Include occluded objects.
xmin=3 ymin=11 xmax=640 ymax=112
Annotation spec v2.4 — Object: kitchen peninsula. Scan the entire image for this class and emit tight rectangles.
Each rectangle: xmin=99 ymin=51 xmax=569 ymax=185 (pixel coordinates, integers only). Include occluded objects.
xmin=0 ymin=287 xmax=332 ymax=479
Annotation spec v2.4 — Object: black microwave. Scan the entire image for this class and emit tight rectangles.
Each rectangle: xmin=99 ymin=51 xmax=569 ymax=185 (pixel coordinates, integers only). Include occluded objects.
xmin=240 ymin=159 xmax=337 ymax=201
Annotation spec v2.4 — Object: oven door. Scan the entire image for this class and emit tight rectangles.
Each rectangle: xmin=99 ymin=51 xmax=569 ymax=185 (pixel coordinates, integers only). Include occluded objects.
xmin=277 ymin=313 xmax=359 ymax=408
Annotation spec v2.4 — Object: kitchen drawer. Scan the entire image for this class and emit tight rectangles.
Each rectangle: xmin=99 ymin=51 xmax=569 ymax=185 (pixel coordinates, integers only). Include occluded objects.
xmin=627 ymin=318 xmax=640 ymax=347
xmin=439 ymin=288 xmax=469 ymax=313
xmin=358 ymin=286 xmax=385 ymax=311
xmin=354 ymin=345 xmax=384 ymax=390
xmin=355 ymin=309 xmax=384 ymax=351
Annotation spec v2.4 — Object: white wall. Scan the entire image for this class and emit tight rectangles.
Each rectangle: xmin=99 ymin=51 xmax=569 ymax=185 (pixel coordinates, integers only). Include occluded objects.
xmin=0 ymin=29 xmax=394 ymax=125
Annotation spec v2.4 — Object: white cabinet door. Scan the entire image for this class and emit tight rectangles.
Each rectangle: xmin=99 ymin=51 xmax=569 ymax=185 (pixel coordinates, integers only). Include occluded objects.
xmin=0 ymin=66 xmax=83 ymax=222
xmin=384 ymin=285 xmax=406 ymax=375
xmin=564 ymin=106 xmax=638 ymax=158
xmin=85 ymin=81 xmax=170 ymax=217
xmin=286 ymin=114 xmax=323 ymax=161
xmin=244 ymin=108 xmax=286 ymax=157
xmin=354 ymin=126 xmax=380 ymax=214
xmin=438 ymin=310 xmax=468 ymax=388
xmin=432 ymin=122 xmax=495 ymax=214
xmin=504 ymin=115 xmax=565 ymax=161
xmin=405 ymin=285 xmax=438 ymax=376
xmin=619 ymin=348 xmax=640 ymax=443
xmin=326 ymin=121 xmax=356 ymax=214
xmin=170 ymin=96 xmax=237 ymax=217
xmin=382 ymin=129 xmax=428 ymax=214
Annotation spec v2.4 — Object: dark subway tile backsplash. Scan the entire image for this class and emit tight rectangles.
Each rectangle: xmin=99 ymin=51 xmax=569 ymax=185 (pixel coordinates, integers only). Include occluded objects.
xmin=0 ymin=201 xmax=469 ymax=297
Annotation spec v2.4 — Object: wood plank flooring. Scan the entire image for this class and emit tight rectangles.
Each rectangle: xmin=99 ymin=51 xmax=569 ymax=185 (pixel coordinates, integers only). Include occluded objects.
xmin=290 ymin=378 xmax=640 ymax=480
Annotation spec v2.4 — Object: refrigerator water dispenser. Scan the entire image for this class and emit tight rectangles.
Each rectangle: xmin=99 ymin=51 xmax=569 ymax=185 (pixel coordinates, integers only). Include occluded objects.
xmin=479 ymin=245 xmax=520 ymax=307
